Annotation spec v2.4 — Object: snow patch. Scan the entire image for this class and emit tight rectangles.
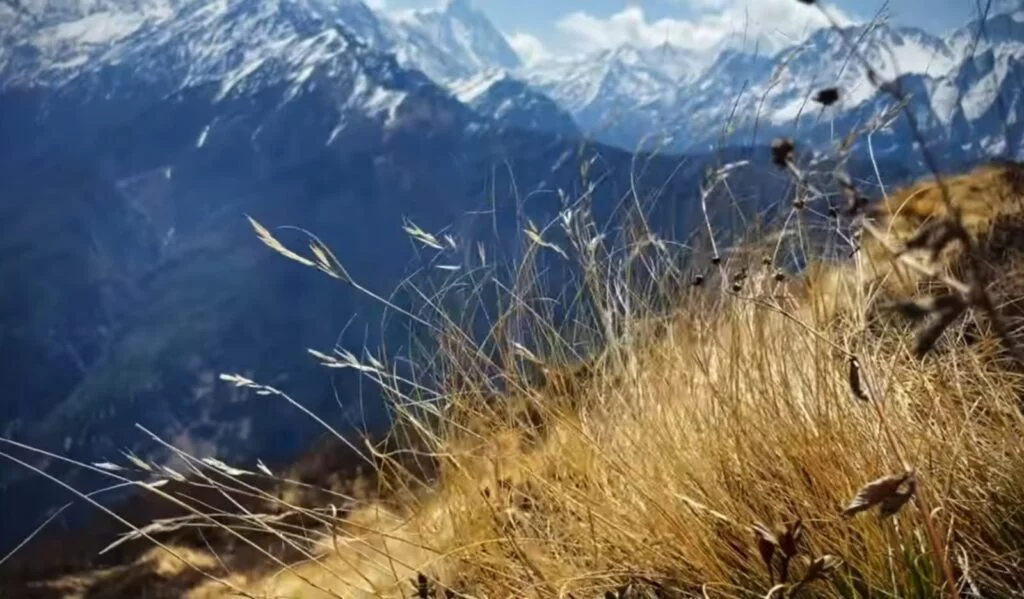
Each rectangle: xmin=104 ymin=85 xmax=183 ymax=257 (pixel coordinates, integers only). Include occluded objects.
xmin=449 ymin=70 xmax=506 ymax=103
xmin=36 ymin=12 xmax=147 ymax=46
xmin=196 ymin=125 xmax=210 ymax=148
xmin=961 ymin=56 xmax=1010 ymax=121
xmin=215 ymin=57 xmax=266 ymax=101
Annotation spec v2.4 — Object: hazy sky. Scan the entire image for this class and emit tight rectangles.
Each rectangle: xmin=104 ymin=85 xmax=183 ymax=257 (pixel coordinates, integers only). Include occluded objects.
xmin=371 ymin=0 xmax=979 ymax=63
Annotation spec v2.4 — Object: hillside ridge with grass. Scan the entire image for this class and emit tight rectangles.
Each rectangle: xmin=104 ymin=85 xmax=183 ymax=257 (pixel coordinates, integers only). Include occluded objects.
xmin=5 ymin=154 xmax=1024 ymax=598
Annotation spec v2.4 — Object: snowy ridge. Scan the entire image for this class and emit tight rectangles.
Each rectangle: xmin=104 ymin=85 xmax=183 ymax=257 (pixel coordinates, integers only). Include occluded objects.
xmin=389 ymin=0 xmax=521 ymax=83
xmin=516 ymin=4 xmax=1024 ymax=157
xmin=2 ymin=0 xmax=1022 ymax=157
xmin=448 ymin=68 xmax=579 ymax=136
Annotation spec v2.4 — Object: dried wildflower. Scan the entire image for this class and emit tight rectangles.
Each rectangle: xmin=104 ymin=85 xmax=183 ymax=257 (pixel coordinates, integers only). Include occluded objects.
xmin=692 ymin=274 xmax=705 ymax=287
xmin=774 ymin=270 xmax=786 ymax=282
xmin=915 ymin=299 xmax=967 ymax=358
xmin=847 ymin=194 xmax=869 ymax=216
xmin=417 ymin=573 xmax=430 ymax=598
xmin=711 ymin=255 xmax=722 ymax=266
xmin=879 ymin=477 xmax=917 ymax=518
xmin=753 ymin=524 xmax=778 ymax=581
xmin=842 ymin=470 xmax=917 ymax=518
xmin=789 ymin=555 xmax=843 ymax=595
xmin=778 ymin=519 xmax=803 ymax=559
xmin=771 ymin=138 xmax=796 ymax=169
xmin=753 ymin=519 xmax=803 ymax=584
xmin=835 ymin=170 xmax=870 ymax=215
xmin=793 ymin=197 xmax=806 ymax=210
xmin=813 ymin=88 xmax=840 ymax=106
xmin=762 ymin=256 xmax=773 ymax=266
xmin=902 ymin=219 xmax=967 ymax=261
xmin=890 ymin=295 xmax=965 ymax=323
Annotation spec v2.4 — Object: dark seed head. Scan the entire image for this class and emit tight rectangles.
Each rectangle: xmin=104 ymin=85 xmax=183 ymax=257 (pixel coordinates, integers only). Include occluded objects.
xmin=711 ymin=255 xmax=722 ymax=266
xmin=771 ymin=138 xmax=796 ymax=169
xmin=813 ymin=87 xmax=840 ymax=106
xmin=732 ymin=282 xmax=744 ymax=292
xmin=692 ymin=274 xmax=705 ymax=287
xmin=793 ymin=197 xmax=806 ymax=210
xmin=762 ymin=256 xmax=773 ymax=266
xmin=774 ymin=270 xmax=786 ymax=282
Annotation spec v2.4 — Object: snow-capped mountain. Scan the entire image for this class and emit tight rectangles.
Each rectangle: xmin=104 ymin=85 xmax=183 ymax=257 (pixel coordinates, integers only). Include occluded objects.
xmin=388 ymin=0 xmax=521 ymax=83
xmin=659 ymin=20 xmax=961 ymax=152
xmin=0 ymin=0 xmax=521 ymax=89
xmin=450 ymin=68 xmax=579 ymax=137
xmin=520 ymin=43 xmax=704 ymax=150
xmin=0 ymin=0 xmax=574 ymax=138
xmin=518 ymin=5 xmax=1024 ymax=159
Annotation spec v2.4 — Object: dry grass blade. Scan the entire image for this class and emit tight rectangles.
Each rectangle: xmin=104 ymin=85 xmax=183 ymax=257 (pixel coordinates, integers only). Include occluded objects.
xmin=247 ymin=215 xmax=316 ymax=268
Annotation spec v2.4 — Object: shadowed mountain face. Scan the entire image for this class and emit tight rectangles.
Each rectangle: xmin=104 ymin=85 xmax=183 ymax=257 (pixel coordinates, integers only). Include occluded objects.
xmin=0 ymin=51 xmax=801 ymax=550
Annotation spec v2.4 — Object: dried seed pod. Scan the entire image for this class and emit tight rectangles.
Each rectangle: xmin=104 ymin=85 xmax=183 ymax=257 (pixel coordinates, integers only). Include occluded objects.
xmin=902 ymin=219 xmax=967 ymax=261
xmin=792 ymin=554 xmax=843 ymax=594
xmin=753 ymin=524 xmax=778 ymax=581
xmin=842 ymin=470 xmax=916 ymax=518
xmin=915 ymin=299 xmax=967 ymax=357
xmin=813 ymin=88 xmax=840 ymax=106
xmin=778 ymin=519 xmax=803 ymax=559
xmin=414 ymin=573 xmax=431 ymax=599
xmin=847 ymin=356 xmax=869 ymax=402
xmin=879 ymin=477 xmax=917 ymax=518
xmin=771 ymin=138 xmax=796 ymax=169
xmin=889 ymin=295 xmax=965 ymax=323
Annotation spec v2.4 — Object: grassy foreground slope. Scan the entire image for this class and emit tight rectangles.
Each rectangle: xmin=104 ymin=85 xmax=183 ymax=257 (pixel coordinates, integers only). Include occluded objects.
xmin=7 ymin=155 xmax=1024 ymax=599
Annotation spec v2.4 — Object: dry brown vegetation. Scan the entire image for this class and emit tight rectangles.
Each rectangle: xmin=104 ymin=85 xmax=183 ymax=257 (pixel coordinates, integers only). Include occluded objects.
xmin=8 ymin=155 xmax=1024 ymax=599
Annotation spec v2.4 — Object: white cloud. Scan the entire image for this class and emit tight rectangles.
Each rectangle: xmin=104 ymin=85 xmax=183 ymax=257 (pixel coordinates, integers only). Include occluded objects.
xmin=506 ymin=31 xmax=552 ymax=66
xmin=555 ymin=1 xmax=858 ymax=55
xmin=364 ymin=0 xmax=388 ymax=9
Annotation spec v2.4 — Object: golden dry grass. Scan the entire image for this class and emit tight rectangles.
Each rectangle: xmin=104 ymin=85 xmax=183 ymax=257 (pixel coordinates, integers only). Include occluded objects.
xmin=206 ymin=286 xmax=1024 ymax=599
xmin=9 ymin=154 xmax=1024 ymax=599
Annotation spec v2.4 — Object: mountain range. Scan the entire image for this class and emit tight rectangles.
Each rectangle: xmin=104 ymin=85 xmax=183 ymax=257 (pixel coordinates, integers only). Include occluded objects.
xmin=0 ymin=0 xmax=1019 ymax=553
xmin=4 ymin=0 xmax=1022 ymax=159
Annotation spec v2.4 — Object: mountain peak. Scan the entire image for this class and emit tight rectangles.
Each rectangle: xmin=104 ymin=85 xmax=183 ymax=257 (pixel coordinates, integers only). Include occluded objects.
xmin=444 ymin=0 xmax=474 ymax=14
xmin=389 ymin=0 xmax=520 ymax=81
